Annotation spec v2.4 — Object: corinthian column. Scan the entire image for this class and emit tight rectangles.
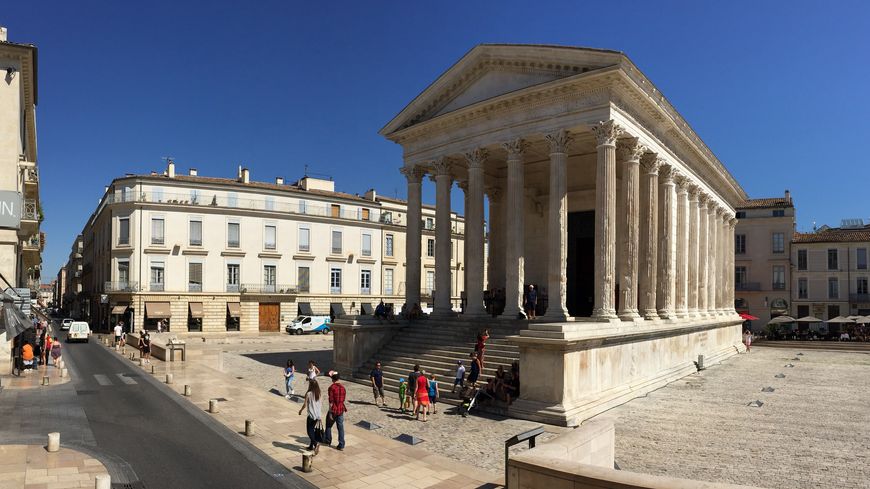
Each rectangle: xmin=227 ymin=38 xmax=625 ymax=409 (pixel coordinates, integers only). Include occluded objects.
xmin=463 ymin=149 xmax=487 ymax=317
xmin=728 ymin=217 xmax=738 ymax=315
xmin=616 ymin=138 xmax=644 ymax=321
xmin=657 ymin=164 xmax=677 ymax=319
xmin=638 ymin=154 xmax=661 ymax=320
xmin=697 ymin=195 xmax=709 ymax=315
xmin=401 ymin=165 xmax=424 ymax=311
xmin=543 ymin=130 xmax=572 ymax=321
xmin=720 ymin=213 xmax=730 ymax=314
xmin=674 ymin=174 xmax=689 ymax=318
xmin=502 ymin=138 xmax=528 ymax=319
xmin=486 ymin=187 xmax=503 ymax=291
xmin=706 ymin=202 xmax=718 ymax=316
xmin=687 ymin=185 xmax=700 ymax=317
xmin=432 ymin=158 xmax=454 ymax=316
xmin=591 ymin=121 xmax=623 ymax=320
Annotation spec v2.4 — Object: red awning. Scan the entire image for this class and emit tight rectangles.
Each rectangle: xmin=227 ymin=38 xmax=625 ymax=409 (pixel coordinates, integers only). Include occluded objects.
xmin=739 ymin=312 xmax=759 ymax=321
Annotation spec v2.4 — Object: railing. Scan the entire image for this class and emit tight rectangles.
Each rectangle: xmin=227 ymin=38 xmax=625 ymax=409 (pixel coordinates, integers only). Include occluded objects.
xmin=850 ymin=293 xmax=870 ymax=303
xmin=22 ymin=235 xmax=41 ymax=251
xmin=226 ymin=284 xmax=240 ymax=293
xmin=22 ymin=199 xmax=38 ymax=221
xmin=188 ymin=284 xmax=202 ymax=292
xmin=735 ymin=282 xmax=761 ymax=291
xmin=23 ymin=167 xmax=38 ymax=185
xmin=150 ymin=283 xmax=165 ymax=292
xmin=772 ymin=282 xmax=786 ymax=290
xmin=105 ymin=281 xmax=139 ymax=292
xmin=240 ymin=283 xmax=297 ymax=294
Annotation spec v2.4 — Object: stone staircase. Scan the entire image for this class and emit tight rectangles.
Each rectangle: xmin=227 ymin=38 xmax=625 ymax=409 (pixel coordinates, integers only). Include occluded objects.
xmin=351 ymin=318 xmax=525 ymax=412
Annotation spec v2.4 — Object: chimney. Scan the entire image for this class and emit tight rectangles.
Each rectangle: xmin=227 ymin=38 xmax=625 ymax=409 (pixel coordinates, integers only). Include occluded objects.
xmin=167 ymin=160 xmax=176 ymax=178
xmin=189 ymin=168 xmax=198 ymax=176
xmin=364 ymin=189 xmax=377 ymax=201
xmin=784 ymin=189 xmax=791 ymax=203
xmin=240 ymin=168 xmax=250 ymax=184
xmin=276 ymin=177 xmax=284 ymax=185
xmin=0 ymin=27 xmax=7 ymax=42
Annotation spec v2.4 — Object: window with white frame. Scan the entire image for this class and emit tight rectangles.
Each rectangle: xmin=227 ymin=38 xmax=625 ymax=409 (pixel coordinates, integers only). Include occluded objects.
xmin=384 ymin=268 xmax=394 ymax=295
xmin=385 ymin=234 xmax=394 ymax=257
xmin=298 ymin=200 xmax=307 ymax=214
xmin=118 ymin=217 xmax=130 ymax=245
xmin=118 ymin=260 xmax=130 ymax=287
xmin=828 ymin=249 xmax=839 ymax=270
xmin=227 ymin=222 xmax=240 ymax=248
xmin=425 ymin=270 xmax=434 ymax=294
xmin=360 ymin=269 xmax=371 ymax=294
xmin=362 ymin=233 xmax=372 ymax=257
xmin=264 ymin=224 xmax=277 ymax=250
xmin=151 ymin=217 xmax=165 ymax=245
xmin=297 ymin=266 xmax=310 ymax=292
xmin=427 ymin=238 xmax=435 ymax=257
xmin=263 ymin=265 xmax=277 ymax=292
xmin=226 ymin=264 xmax=240 ymax=292
xmin=772 ymin=232 xmax=784 ymax=254
xmin=332 ymin=230 xmax=342 ymax=254
xmin=828 ymin=277 xmax=839 ymax=299
xmin=189 ymin=219 xmax=202 ymax=246
xmin=858 ymin=277 xmax=868 ymax=295
xmin=798 ymin=278 xmax=808 ymax=299
xmin=735 ymin=266 xmax=747 ymax=287
xmin=189 ymin=262 xmax=203 ymax=292
xmin=772 ymin=266 xmax=785 ymax=290
xmin=150 ymin=260 xmax=165 ymax=291
xmin=227 ymin=192 xmax=238 ymax=208
xmin=858 ymin=248 xmax=868 ymax=270
xmin=298 ymin=226 xmax=310 ymax=252
xmin=735 ymin=234 xmax=746 ymax=254
xmin=330 ymin=268 xmax=342 ymax=294
xmin=425 ymin=217 xmax=434 ymax=230
xmin=797 ymin=249 xmax=807 ymax=270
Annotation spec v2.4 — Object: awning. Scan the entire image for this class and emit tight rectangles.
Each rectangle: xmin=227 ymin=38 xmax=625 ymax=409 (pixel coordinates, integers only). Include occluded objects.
xmin=189 ymin=302 xmax=204 ymax=319
xmin=330 ymin=302 xmax=346 ymax=318
xmin=227 ymin=302 xmax=241 ymax=318
xmin=145 ymin=302 xmax=172 ymax=319
xmin=739 ymin=312 xmax=759 ymax=321
xmin=0 ymin=295 xmax=33 ymax=340
xmin=111 ymin=304 xmax=129 ymax=315
xmin=297 ymin=302 xmax=313 ymax=316
xmin=361 ymin=303 xmax=374 ymax=315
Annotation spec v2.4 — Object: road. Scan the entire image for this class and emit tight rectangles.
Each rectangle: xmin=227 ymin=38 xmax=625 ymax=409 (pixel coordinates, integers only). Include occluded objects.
xmin=1 ymin=321 xmax=313 ymax=489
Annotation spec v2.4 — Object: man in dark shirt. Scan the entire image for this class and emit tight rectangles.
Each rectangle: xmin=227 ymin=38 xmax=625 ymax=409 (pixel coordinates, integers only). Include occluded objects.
xmin=325 ymin=372 xmax=347 ymax=450
xmin=408 ymin=364 xmax=421 ymax=415
xmin=370 ymin=362 xmax=386 ymax=407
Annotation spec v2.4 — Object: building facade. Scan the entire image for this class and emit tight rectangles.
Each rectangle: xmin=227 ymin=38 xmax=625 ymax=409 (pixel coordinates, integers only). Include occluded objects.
xmin=62 ymin=235 xmax=84 ymax=318
xmin=733 ymin=191 xmax=795 ymax=331
xmin=73 ymin=163 xmax=467 ymax=333
xmin=792 ymin=224 xmax=870 ymax=320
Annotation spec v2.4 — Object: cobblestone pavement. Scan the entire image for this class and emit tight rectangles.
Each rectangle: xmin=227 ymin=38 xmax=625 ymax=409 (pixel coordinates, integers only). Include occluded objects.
xmin=597 ymin=347 xmax=870 ymax=489
xmin=218 ymin=337 xmax=567 ymax=475
xmin=0 ymin=445 xmax=109 ymax=489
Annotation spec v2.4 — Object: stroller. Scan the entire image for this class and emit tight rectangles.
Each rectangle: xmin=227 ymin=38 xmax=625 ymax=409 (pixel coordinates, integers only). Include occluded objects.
xmin=458 ymin=384 xmax=492 ymax=417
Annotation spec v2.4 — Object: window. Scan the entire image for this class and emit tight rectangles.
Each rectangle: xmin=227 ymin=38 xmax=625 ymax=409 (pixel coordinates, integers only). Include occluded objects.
xmin=227 ymin=264 xmax=240 ymax=292
xmin=797 ymin=249 xmax=807 ymax=270
xmin=228 ymin=222 xmax=240 ymax=248
xmin=858 ymin=277 xmax=869 ymax=295
xmin=118 ymin=217 xmax=130 ymax=245
xmin=425 ymin=217 xmax=434 ymax=230
xmin=153 ymin=187 xmax=163 ymax=203
xmin=382 ymin=211 xmax=393 ymax=224
xmin=188 ymin=262 xmax=203 ymax=292
xmin=361 ymin=208 xmax=370 ymax=221
xmin=827 ymin=304 xmax=840 ymax=320
xmin=332 ymin=230 xmax=342 ymax=254
xmin=384 ymin=268 xmax=394 ymax=295
xmin=263 ymin=265 xmax=276 ymax=292
xmin=858 ymin=248 xmax=868 ymax=270
xmin=360 ymin=269 xmax=371 ymax=294
xmin=772 ymin=266 xmax=785 ymax=290
xmin=150 ymin=261 xmax=164 ymax=291
xmin=425 ymin=271 xmax=435 ymax=294
xmin=797 ymin=305 xmax=810 ymax=318
xmin=772 ymin=232 xmax=784 ymax=254
xmin=264 ymin=225 xmax=277 ymax=250
xmin=330 ymin=268 xmax=342 ymax=294
xmin=828 ymin=277 xmax=839 ymax=299
xmin=298 ymin=226 xmax=310 ymax=252
xmin=298 ymin=200 xmax=307 ymax=214
xmin=297 ymin=266 xmax=310 ymax=292
xmin=190 ymin=219 xmax=202 ymax=246
xmin=735 ymin=266 xmax=747 ymax=287
xmin=798 ymin=278 xmax=808 ymax=299
xmin=735 ymin=211 xmax=745 ymax=219
xmin=772 ymin=209 xmax=785 ymax=217
xmin=828 ymin=249 xmax=839 ymax=270
xmin=331 ymin=204 xmax=340 ymax=218
xmin=151 ymin=218 xmax=165 ymax=245
xmin=118 ymin=260 xmax=129 ymax=286
xmin=427 ymin=238 xmax=435 ymax=257
xmin=362 ymin=233 xmax=372 ymax=257
xmin=735 ymin=234 xmax=746 ymax=255
xmin=227 ymin=192 xmax=238 ymax=208
xmin=265 ymin=197 xmax=275 ymax=211
xmin=385 ymin=234 xmax=394 ymax=257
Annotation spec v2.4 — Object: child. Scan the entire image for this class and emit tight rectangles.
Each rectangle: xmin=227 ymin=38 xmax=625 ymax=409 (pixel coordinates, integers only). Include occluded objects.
xmin=307 ymin=360 xmax=320 ymax=380
xmin=428 ymin=373 xmax=439 ymax=415
xmin=452 ymin=360 xmax=466 ymax=393
xmin=398 ymin=378 xmax=409 ymax=413
xmin=284 ymin=359 xmax=296 ymax=399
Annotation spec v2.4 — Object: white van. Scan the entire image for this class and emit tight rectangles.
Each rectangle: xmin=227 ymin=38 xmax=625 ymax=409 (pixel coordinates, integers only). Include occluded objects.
xmin=67 ymin=321 xmax=91 ymax=343
xmin=285 ymin=316 xmax=331 ymax=335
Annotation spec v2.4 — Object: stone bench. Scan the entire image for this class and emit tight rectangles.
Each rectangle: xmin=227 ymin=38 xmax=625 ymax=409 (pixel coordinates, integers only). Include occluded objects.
xmin=124 ymin=333 xmax=186 ymax=362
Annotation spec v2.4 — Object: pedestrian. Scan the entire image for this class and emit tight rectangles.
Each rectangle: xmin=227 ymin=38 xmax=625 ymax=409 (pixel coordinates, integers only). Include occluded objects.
xmin=297 ymin=378 xmax=323 ymax=454
xmin=452 ymin=360 xmax=466 ymax=393
xmin=414 ymin=370 xmax=430 ymax=421
xmin=324 ymin=372 xmax=347 ymax=450
xmin=40 ymin=332 xmax=50 ymax=367
xmin=307 ymin=360 xmax=320 ymax=380
xmin=475 ymin=329 xmax=489 ymax=369
xmin=113 ymin=322 xmax=123 ymax=350
xmin=21 ymin=341 xmax=35 ymax=373
xmin=284 ymin=360 xmax=296 ymax=399
xmin=156 ymin=319 xmax=163 ymax=334
xmin=370 ymin=361 xmax=386 ymax=407
xmin=427 ymin=373 xmax=439 ymax=415
xmin=398 ymin=378 xmax=410 ymax=413
xmin=467 ymin=352 xmax=481 ymax=387
xmin=743 ymin=330 xmax=752 ymax=353
xmin=141 ymin=332 xmax=152 ymax=364
xmin=525 ymin=285 xmax=538 ymax=319
xmin=407 ymin=364 xmax=422 ymax=415
xmin=50 ymin=338 xmax=62 ymax=369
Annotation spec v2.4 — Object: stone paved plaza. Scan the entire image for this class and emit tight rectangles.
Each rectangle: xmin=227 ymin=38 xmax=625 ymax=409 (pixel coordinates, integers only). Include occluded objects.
xmin=600 ymin=346 xmax=870 ymax=489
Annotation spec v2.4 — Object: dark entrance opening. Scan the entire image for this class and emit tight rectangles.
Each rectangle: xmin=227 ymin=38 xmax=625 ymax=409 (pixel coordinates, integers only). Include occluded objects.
xmin=566 ymin=211 xmax=595 ymax=317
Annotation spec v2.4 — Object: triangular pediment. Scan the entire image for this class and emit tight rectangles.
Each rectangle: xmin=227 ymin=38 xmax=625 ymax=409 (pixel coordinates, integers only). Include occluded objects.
xmin=380 ymin=44 xmax=625 ymax=137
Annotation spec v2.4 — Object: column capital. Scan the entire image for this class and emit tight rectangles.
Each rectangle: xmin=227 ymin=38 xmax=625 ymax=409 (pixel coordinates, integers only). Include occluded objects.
xmin=706 ymin=199 xmax=718 ymax=212
xmin=640 ymin=153 xmax=662 ymax=174
xmin=687 ymin=183 xmax=701 ymax=201
xmin=485 ymin=186 xmax=503 ymax=203
xmin=464 ymin=148 xmax=488 ymax=169
xmin=456 ymin=178 xmax=468 ymax=191
xmin=545 ymin=129 xmax=573 ymax=154
xmin=502 ymin=138 xmax=529 ymax=159
xmin=591 ymin=120 xmax=623 ymax=147
xmin=674 ymin=173 xmax=690 ymax=193
xmin=728 ymin=216 xmax=738 ymax=227
xmin=659 ymin=164 xmax=677 ymax=184
xmin=431 ymin=157 xmax=453 ymax=177
xmin=616 ymin=137 xmax=647 ymax=163
xmin=400 ymin=165 xmax=425 ymax=184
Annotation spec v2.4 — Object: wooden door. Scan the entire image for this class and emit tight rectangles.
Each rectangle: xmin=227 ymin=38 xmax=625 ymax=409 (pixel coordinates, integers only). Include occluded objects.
xmin=258 ymin=303 xmax=280 ymax=332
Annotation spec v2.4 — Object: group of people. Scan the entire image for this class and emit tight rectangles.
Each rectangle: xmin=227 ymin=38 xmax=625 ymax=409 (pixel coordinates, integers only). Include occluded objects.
xmin=19 ymin=323 xmax=62 ymax=374
xmin=373 ymin=301 xmax=396 ymax=321
xmin=284 ymin=359 xmax=347 ymax=454
xmin=484 ymin=285 xmax=540 ymax=319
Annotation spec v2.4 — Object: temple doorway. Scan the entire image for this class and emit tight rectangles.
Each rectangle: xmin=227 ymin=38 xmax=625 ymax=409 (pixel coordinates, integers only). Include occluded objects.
xmin=566 ymin=211 xmax=595 ymax=317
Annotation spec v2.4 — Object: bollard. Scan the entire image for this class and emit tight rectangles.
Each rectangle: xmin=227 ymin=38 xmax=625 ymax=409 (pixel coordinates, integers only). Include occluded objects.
xmin=209 ymin=399 xmax=219 ymax=413
xmin=245 ymin=419 xmax=254 ymax=436
xmin=151 ymin=365 xmax=156 ymax=374
xmin=94 ymin=474 xmax=111 ymax=489
xmin=130 ymin=353 xmax=135 ymax=361
xmin=302 ymin=453 xmax=313 ymax=472
xmin=138 ymin=358 xmax=144 ymax=366
xmin=47 ymin=432 xmax=60 ymax=452
xmin=165 ymin=373 xmax=173 ymax=384
xmin=61 ymin=368 xmax=68 ymax=378
xmin=184 ymin=385 xmax=192 ymax=396
xmin=42 ymin=376 xmax=49 ymax=386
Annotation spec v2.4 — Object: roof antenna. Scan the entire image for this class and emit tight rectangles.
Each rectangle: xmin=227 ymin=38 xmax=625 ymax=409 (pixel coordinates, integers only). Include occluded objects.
xmin=161 ymin=156 xmax=174 ymax=164
xmin=304 ymin=164 xmax=309 ymax=178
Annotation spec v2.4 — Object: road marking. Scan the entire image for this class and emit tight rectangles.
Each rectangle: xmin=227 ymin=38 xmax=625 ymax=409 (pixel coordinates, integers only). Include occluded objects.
xmin=93 ymin=374 xmax=113 ymax=386
xmin=116 ymin=373 xmax=138 ymax=385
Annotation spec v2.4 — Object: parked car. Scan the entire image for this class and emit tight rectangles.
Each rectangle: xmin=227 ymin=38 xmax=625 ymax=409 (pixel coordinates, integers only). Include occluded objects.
xmin=285 ymin=315 xmax=331 ymax=335
xmin=61 ymin=318 xmax=74 ymax=331
xmin=67 ymin=321 xmax=91 ymax=342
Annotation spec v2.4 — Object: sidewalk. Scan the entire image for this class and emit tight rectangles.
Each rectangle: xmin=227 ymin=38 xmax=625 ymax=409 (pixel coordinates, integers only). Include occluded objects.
xmin=0 ymin=362 xmax=70 ymax=391
xmin=0 ymin=445 xmax=109 ymax=489
xmin=103 ymin=337 xmax=503 ymax=489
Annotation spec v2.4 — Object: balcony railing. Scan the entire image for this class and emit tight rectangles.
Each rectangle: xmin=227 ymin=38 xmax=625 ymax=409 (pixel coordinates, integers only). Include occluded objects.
xmin=150 ymin=283 xmax=165 ymax=292
xmin=22 ymin=235 xmax=41 ymax=251
xmin=735 ymin=282 xmax=761 ymax=291
xmin=850 ymin=293 xmax=870 ymax=303
xmin=226 ymin=284 xmax=240 ymax=293
xmin=188 ymin=284 xmax=202 ymax=292
xmin=22 ymin=199 xmax=38 ymax=221
xmin=105 ymin=281 xmax=139 ymax=292
xmin=240 ymin=283 xmax=297 ymax=294
xmin=23 ymin=167 xmax=38 ymax=186
xmin=772 ymin=282 xmax=787 ymax=290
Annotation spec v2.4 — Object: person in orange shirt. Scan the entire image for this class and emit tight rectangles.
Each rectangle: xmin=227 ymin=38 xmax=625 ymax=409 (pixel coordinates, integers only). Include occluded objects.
xmin=22 ymin=342 xmax=35 ymax=372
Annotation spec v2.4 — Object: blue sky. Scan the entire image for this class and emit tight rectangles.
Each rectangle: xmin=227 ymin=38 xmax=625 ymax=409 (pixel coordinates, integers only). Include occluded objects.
xmin=4 ymin=0 xmax=869 ymax=282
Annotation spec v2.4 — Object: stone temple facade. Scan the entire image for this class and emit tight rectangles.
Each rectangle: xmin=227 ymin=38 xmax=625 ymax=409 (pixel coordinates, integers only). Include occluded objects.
xmin=380 ymin=44 xmax=746 ymax=426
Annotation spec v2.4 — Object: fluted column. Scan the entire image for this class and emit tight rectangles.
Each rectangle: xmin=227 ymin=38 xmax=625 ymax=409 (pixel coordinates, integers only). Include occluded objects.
xmin=502 ymin=139 xmax=528 ymax=319
xmin=616 ymin=138 xmax=644 ymax=321
xmin=486 ymin=187 xmax=503 ymax=291
xmin=706 ymin=202 xmax=718 ymax=316
xmin=728 ymin=217 xmax=738 ymax=314
xmin=432 ymin=158 xmax=454 ymax=316
xmin=697 ymin=195 xmax=709 ymax=315
xmin=457 ymin=179 xmax=469 ymax=302
xmin=543 ymin=129 xmax=572 ymax=321
xmin=674 ymin=174 xmax=689 ymax=318
xmin=401 ymin=166 xmax=424 ymax=310
xmin=656 ymin=165 xmax=677 ymax=319
xmin=461 ymin=150 xmax=487 ymax=317
xmin=591 ymin=121 xmax=623 ymax=320
xmin=638 ymin=154 xmax=661 ymax=320
xmin=687 ymin=185 xmax=700 ymax=317
xmin=719 ymin=213 xmax=730 ymax=313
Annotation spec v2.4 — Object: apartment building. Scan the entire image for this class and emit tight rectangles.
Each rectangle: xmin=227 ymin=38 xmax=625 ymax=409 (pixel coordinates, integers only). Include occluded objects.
xmin=792 ymin=222 xmax=870 ymax=320
xmin=74 ymin=162 xmax=467 ymax=333
xmin=733 ymin=191 xmax=795 ymax=330
xmin=62 ymin=235 xmax=84 ymax=318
